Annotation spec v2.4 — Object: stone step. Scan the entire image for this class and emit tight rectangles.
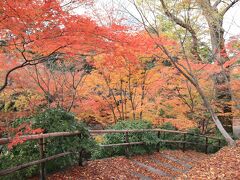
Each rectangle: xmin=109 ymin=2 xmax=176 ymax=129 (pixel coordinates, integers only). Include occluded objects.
xmin=131 ymin=172 xmax=153 ymax=180
xmin=160 ymin=154 xmax=192 ymax=170
xmin=150 ymin=157 xmax=188 ymax=173
xmin=177 ymin=156 xmax=197 ymax=163
xmin=131 ymin=160 xmax=173 ymax=177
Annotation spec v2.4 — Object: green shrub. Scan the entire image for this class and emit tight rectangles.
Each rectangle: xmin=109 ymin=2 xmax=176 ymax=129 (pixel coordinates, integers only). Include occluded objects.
xmin=93 ymin=121 xmax=224 ymax=158
xmin=0 ymin=109 xmax=97 ymax=180
xmin=157 ymin=122 xmax=181 ymax=150
xmin=184 ymin=128 xmax=205 ymax=152
xmin=184 ymin=128 xmax=227 ymax=153
xmin=157 ymin=124 xmax=225 ymax=153
xmin=93 ymin=120 xmax=159 ymax=159
xmin=159 ymin=122 xmax=176 ymax=130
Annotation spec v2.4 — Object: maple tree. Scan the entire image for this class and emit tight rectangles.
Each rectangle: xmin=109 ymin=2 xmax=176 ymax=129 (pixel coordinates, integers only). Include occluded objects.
xmin=0 ymin=0 xmax=119 ymax=144
xmin=0 ymin=0 xmax=239 ymax=148
xmin=16 ymin=55 xmax=91 ymax=111
xmin=79 ymin=31 xmax=179 ymax=125
xmin=0 ymin=0 xmax=113 ymax=93
xmin=0 ymin=0 xmax=67 ymax=92
xmin=0 ymin=0 xmax=87 ymax=141
xmin=128 ymin=0 xmax=240 ymax=145
xmin=1 ymin=2 xmax=240 ymax=180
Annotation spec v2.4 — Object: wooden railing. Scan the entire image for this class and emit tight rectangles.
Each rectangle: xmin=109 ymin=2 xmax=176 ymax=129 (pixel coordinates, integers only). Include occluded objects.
xmin=0 ymin=131 xmax=83 ymax=179
xmin=0 ymin=129 xmax=225 ymax=179
xmin=90 ymin=129 xmax=224 ymax=155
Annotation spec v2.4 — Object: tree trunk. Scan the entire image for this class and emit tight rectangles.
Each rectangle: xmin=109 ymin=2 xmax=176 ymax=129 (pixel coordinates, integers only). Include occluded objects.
xmin=128 ymin=68 xmax=136 ymax=120
xmin=199 ymin=1 xmax=233 ymax=133
xmin=212 ymin=71 xmax=232 ymax=132
xmin=133 ymin=0 xmax=236 ymax=145
xmin=120 ymin=79 xmax=125 ymax=120
xmin=157 ymin=43 xmax=236 ymax=146
xmin=233 ymin=117 xmax=240 ymax=138
xmin=195 ymin=83 xmax=235 ymax=146
xmin=232 ymin=66 xmax=240 ymax=138
xmin=140 ymin=70 xmax=147 ymax=120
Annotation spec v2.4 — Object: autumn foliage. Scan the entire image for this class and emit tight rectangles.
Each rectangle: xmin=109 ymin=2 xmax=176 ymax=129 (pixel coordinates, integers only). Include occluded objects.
xmin=0 ymin=0 xmax=240 ymax=148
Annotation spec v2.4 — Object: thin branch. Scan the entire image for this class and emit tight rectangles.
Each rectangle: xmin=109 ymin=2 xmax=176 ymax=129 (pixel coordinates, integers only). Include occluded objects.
xmin=221 ymin=0 xmax=239 ymax=16
xmin=159 ymin=0 xmax=202 ymax=61
xmin=213 ymin=0 xmax=222 ymax=8
xmin=0 ymin=62 xmax=29 ymax=92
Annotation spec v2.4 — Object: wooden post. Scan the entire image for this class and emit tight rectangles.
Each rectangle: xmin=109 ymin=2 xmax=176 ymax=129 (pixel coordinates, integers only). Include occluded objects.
xmin=182 ymin=134 xmax=186 ymax=152
xmin=218 ymin=139 xmax=221 ymax=150
xmin=157 ymin=131 xmax=160 ymax=152
xmin=205 ymin=137 xmax=208 ymax=154
xmin=78 ymin=133 xmax=83 ymax=166
xmin=125 ymin=132 xmax=129 ymax=157
xmin=39 ymin=138 xmax=46 ymax=180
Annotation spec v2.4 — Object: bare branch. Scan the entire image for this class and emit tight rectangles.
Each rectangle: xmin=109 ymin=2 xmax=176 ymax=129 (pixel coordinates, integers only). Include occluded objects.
xmin=0 ymin=62 xmax=29 ymax=92
xmin=0 ymin=45 xmax=67 ymax=92
xmin=159 ymin=0 xmax=202 ymax=61
xmin=221 ymin=0 xmax=239 ymax=16
xmin=213 ymin=0 xmax=222 ymax=8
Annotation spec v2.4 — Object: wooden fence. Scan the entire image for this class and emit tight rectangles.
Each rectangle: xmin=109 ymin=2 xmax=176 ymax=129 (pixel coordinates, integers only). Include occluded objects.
xmin=0 ymin=129 xmax=225 ymax=179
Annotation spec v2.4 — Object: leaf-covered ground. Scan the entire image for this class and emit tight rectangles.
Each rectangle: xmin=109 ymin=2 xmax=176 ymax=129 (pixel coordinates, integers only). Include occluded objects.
xmin=46 ymin=150 xmax=208 ymax=179
xmin=44 ymin=145 xmax=240 ymax=179
xmin=179 ymin=142 xmax=240 ymax=179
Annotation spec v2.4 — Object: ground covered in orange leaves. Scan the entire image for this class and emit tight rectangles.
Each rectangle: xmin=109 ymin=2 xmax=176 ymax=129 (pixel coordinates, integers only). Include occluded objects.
xmin=47 ymin=150 xmax=208 ymax=180
xmin=180 ymin=142 xmax=240 ymax=179
xmin=45 ymin=146 xmax=240 ymax=179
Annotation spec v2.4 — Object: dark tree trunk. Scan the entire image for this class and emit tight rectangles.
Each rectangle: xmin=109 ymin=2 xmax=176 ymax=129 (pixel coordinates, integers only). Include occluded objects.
xmin=199 ymin=1 xmax=233 ymax=133
xmin=212 ymin=71 xmax=232 ymax=132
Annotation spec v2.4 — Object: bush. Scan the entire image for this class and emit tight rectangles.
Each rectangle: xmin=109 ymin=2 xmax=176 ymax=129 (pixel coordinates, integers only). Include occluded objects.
xmin=157 ymin=122 xmax=181 ymax=150
xmin=0 ymin=109 xmax=97 ymax=180
xmin=93 ymin=121 xmax=224 ymax=159
xmin=157 ymin=123 xmax=225 ymax=153
xmin=184 ymin=128 xmax=205 ymax=152
xmin=184 ymin=128 xmax=227 ymax=153
xmin=93 ymin=120 xmax=159 ymax=159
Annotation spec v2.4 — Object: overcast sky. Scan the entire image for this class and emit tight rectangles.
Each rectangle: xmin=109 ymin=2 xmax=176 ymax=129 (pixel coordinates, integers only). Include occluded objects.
xmin=78 ymin=0 xmax=240 ymax=40
xmin=223 ymin=3 xmax=240 ymax=39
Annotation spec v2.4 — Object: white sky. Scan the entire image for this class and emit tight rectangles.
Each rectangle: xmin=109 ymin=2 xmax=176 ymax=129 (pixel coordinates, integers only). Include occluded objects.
xmin=223 ymin=3 xmax=240 ymax=39
xmin=78 ymin=0 xmax=240 ymax=40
